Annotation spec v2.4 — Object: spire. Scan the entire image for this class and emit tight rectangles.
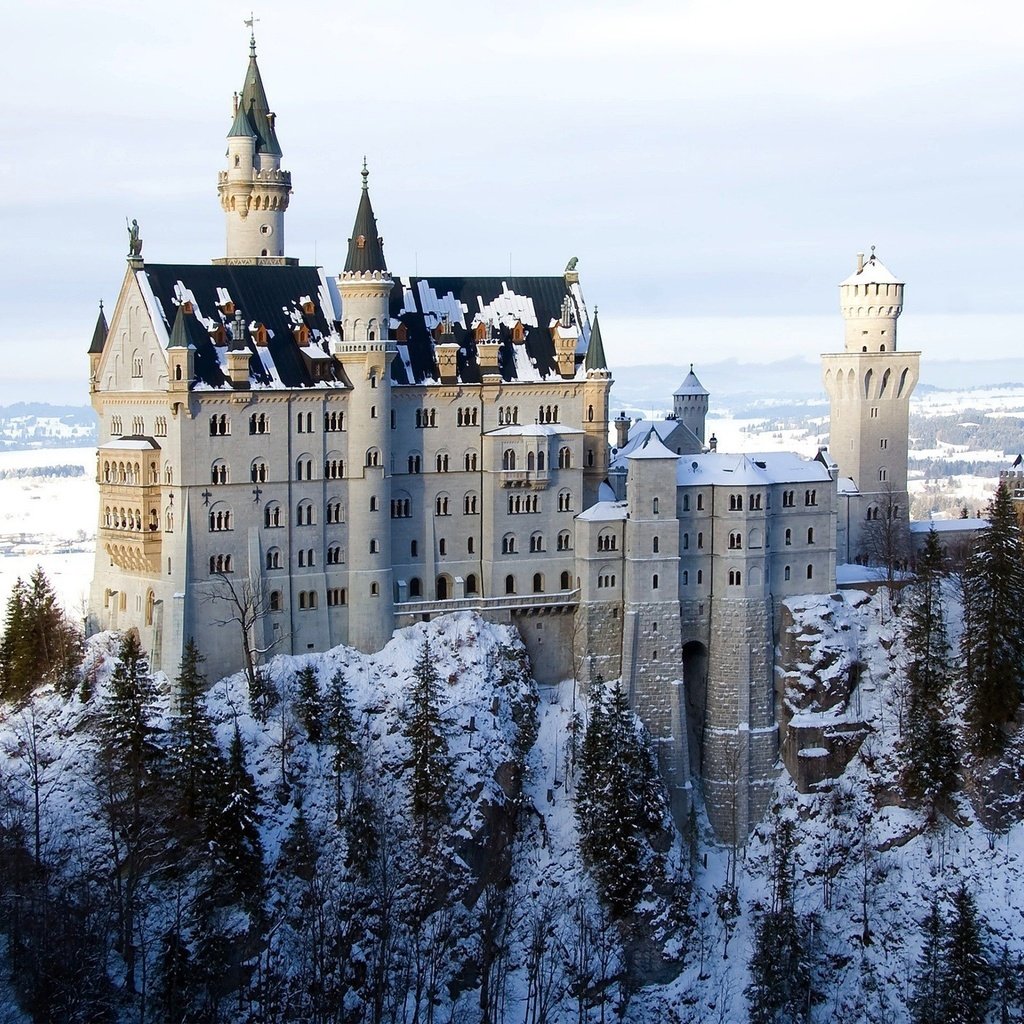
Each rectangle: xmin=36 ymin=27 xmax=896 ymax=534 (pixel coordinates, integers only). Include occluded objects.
xmin=167 ymin=303 xmax=190 ymax=349
xmin=584 ymin=307 xmax=608 ymax=371
xmin=227 ymin=93 xmax=256 ymax=140
xmin=674 ymin=364 xmax=708 ymax=397
xmin=88 ymin=301 xmax=108 ymax=354
xmin=237 ymin=33 xmax=281 ymax=156
xmin=344 ymin=162 xmax=388 ymax=274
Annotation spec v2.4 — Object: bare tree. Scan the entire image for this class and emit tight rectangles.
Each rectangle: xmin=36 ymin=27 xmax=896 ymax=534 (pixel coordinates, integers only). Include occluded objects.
xmin=860 ymin=484 xmax=912 ymax=607
xmin=203 ymin=571 xmax=284 ymax=694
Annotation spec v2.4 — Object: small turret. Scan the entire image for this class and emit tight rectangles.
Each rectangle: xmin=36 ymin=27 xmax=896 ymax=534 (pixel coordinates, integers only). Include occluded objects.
xmin=88 ymin=300 xmax=108 ymax=389
xmin=673 ymin=364 xmax=709 ymax=445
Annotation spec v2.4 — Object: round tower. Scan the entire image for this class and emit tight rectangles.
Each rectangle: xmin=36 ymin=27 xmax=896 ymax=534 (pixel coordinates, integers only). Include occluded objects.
xmin=334 ymin=164 xmax=395 ymax=653
xmin=216 ymin=32 xmax=293 ymax=264
xmin=840 ymin=248 xmax=904 ymax=353
xmin=673 ymin=365 xmax=709 ymax=445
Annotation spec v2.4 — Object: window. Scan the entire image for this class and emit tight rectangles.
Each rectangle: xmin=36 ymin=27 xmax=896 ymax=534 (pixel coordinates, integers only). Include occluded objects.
xmin=557 ymin=530 xmax=571 ymax=551
xmin=131 ymin=351 xmax=143 ymax=378
xmin=463 ymin=492 xmax=479 ymax=515
xmin=457 ymin=407 xmax=479 ymax=427
xmin=782 ymin=490 xmax=794 ymax=507
xmin=682 ymin=495 xmax=690 ymax=512
xmin=652 ymin=497 xmax=659 ymax=514
xmin=697 ymin=494 xmax=704 ymax=511
xmin=807 ymin=527 xmax=815 ymax=544
xmin=697 ymin=532 xmax=704 ymax=550
xmin=154 ymin=417 xmax=167 ymax=437
xmin=298 ymin=590 xmax=318 ymax=610
xmin=327 ymin=588 xmax=347 ymax=606
xmin=439 ymin=538 xmax=447 ymax=556
xmin=505 ymin=574 xmax=516 ymax=595
xmin=529 ymin=533 xmax=544 ymax=553
xmin=326 ymin=499 xmax=344 ymax=524
xmin=652 ymin=574 xmax=659 ymax=590
xmin=296 ymin=456 xmax=314 ymax=480
xmin=880 ymin=438 xmax=888 ymax=449
xmin=266 ymin=548 xmax=282 ymax=570
xmin=415 ymin=409 xmax=437 ymax=428
xmin=436 ymin=452 xmax=450 ymax=473
xmin=728 ymin=532 xmax=742 ymax=550
xmin=468 ymin=537 xmax=475 ymax=554
xmin=533 ymin=573 xmax=544 ymax=594
xmin=251 ymin=459 xmax=268 ymax=483
xmin=296 ymin=411 xmax=314 ymax=433
xmin=804 ymin=489 xmax=817 ymax=507
xmin=598 ymin=531 xmax=617 ymax=552
xmin=683 ymin=533 xmax=689 ymax=550
xmin=369 ymin=496 xmax=379 ymax=512
xmin=653 ymin=536 xmax=660 ymax=553
xmin=327 ymin=544 xmax=343 ymax=564
xmin=211 ymin=460 xmax=229 ymax=485
xmin=728 ymin=570 xmax=742 ymax=586
xmin=785 ymin=528 xmax=792 ymax=546
xmin=558 ymin=447 xmax=572 ymax=469
xmin=558 ymin=489 xmax=573 ymax=512
xmin=209 ymin=553 xmax=233 ymax=574
xmin=391 ymin=497 xmax=411 ymax=518
xmin=467 ymin=574 xmax=479 ymax=595
xmin=682 ymin=570 xmax=689 ymax=585
xmin=749 ymin=493 xmax=762 ymax=510
xmin=502 ymin=449 xmax=517 ymax=471
xmin=465 ymin=450 xmax=480 ymax=472
xmin=370 ymin=582 xmax=380 ymax=596
xmin=369 ymin=539 xmax=380 ymax=554
xmin=879 ymin=468 xmax=888 ymax=482
xmin=324 ymin=410 xmax=345 ymax=432
xmin=264 ymin=502 xmax=283 ymax=528
xmin=435 ymin=494 xmax=450 ymax=516
xmin=560 ymin=571 xmax=571 ymax=590
xmin=697 ymin=570 xmax=703 ymax=585
xmin=296 ymin=501 xmax=315 ymax=526
xmin=408 ymin=454 xmax=422 ymax=474
xmin=249 ymin=412 xmax=269 ymax=434
xmin=325 ymin=456 xmax=344 ymax=479
xmin=784 ymin=566 xmax=791 ymax=581
xmin=209 ymin=414 xmax=229 ymax=436
xmin=411 ymin=540 xmax=418 ymax=557
xmin=269 ymin=590 xmax=282 ymax=611
xmin=365 ymin=448 xmax=381 ymax=468
xmin=209 ymin=506 xmax=233 ymax=532
xmin=807 ymin=564 xmax=814 ymax=580
xmin=131 ymin=416 xmax=144 ymax=435
xmin=409 ymin=578 xmax=422 ymax=598
xmin=298 ymin=549 xmax=316 ymax=568
xmin=502 ymin=534 xmax=516 ymax=555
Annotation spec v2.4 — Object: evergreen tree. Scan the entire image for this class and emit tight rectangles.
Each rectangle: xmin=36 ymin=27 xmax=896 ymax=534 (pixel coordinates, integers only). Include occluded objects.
xmin=910 ymin=898 xmax=946 ymax=1024
xmin=0 ymin=567 xmax=81 ymax=702
xmin=575 ymin=681 xmax=668 ymax=916
xmin=942 ymin=883 xmax=990 ymax=1024
xmin=324 ymin=669 xmax=361 ymax=823
xmin=167 ymin=638 xmax=222 ymax=822
xmin=151 ymin=925 xmax=197 ymax=1022
xmin=207 ymin=725 xmax=265 ymax=912
xmin=404 ymin=639 xmax=452 ymax=838
xmin=294 ymin=664 xmax=324 ymax=746
xmin=746 ymin=817 xmax=812 ymax=1023
xmin=961 ymin=482 xmax=1024 ymax=755
xmin=900 ymin=528 xmax=958 ymax=804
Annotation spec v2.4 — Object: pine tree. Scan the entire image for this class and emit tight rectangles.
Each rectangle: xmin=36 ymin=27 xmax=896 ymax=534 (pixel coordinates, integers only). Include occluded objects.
xmin=900 ymin=528 xmax=958 ymax=804
xmin=324 ymin=669 xmax=360 ymax=823
xmin=0 ymin=568 xmax=81 ymax=703
xmin=942 ymin=883 xmax=990 ymax=1024
xmin=294 ymin=664 xmax=324 ymax=746
xmin=746 ymin=816 xmax=812 ymax=1023
xmin=167 ymin=638 xmax=222 ymax=822
xmin=151 ymin=926 xmax=197 ymax=1022
xmin=404 ymin=639 xmax=452 ymax=839
xmin=575 ymin=681 xmax=668 ymax=916
xmin=961 ymin=482 xmax=1024 ymax=755
xmin=207 ymin=725 xmax=265 ymax=912
xmin=910 ymin=898 xmax=946 ymax=1024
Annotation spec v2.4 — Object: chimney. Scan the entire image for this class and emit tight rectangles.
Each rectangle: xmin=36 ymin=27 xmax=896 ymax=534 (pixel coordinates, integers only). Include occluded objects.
xmin=856 ymin=252 xmax=865 ymax=274
xmin=436 ymin=343 xmax=459 ymax=385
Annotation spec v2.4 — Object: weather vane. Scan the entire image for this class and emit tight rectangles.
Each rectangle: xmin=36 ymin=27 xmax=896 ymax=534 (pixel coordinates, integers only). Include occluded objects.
xmin=244 ymin=12 xmax=260 ymax=51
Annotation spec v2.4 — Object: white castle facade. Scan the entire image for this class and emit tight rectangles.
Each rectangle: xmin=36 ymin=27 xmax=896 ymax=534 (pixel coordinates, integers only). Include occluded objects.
xmin=87 ymin=40 xmax=917 ymax=841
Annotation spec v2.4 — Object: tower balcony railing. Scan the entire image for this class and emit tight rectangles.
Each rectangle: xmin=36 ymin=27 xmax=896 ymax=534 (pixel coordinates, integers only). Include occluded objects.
xmin=395 ymin=588 xmax=579 ymax=618
xmin=500 ymin=469 xmax=550 ymax=490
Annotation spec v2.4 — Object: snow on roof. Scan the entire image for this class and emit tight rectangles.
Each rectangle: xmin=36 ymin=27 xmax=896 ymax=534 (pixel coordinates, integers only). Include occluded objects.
xmin=577 ymin=501 xmax=629 ymax=522
xmin=100 ymin=436 xmax=159 ymax=450
xmin=675 ymin=451 xmax=831 ymax=487
xmin=626 ymin=429 xmax=680 ymax=461
xmin=908 ymin=518 xmax=988 ymax=534
xmin=487 ymin=424 xmax=583 ymax=437
xmin=840 ymin=253 xmax=902 ymax=287
xmin=837 ymin=476 xmax=859 ymax=494
xmin=673 ymin=367 xmax=709 ymax=397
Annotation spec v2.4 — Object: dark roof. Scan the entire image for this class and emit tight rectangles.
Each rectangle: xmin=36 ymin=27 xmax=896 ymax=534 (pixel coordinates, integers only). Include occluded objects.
xmin=389 ymin=276 xmax=587 ymax=385
xmin=584 ymin=309 xmax=607 ymax=371
xmin=140 ymin=264 xmax=338 ymax=389
xmin=344 ymin=165 xmax=387 ymax=274
xmin=227 ymin=99 xmax=256 ymax=140
xmin=236 ymin=44 xmax=281 ymax=157
xmin=88 ymin=302 xmax=108 ymax=354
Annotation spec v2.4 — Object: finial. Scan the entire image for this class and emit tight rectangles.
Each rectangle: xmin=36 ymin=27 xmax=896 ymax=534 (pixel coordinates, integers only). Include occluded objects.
xmin=99 ymin=299 xmax=104 ymax=312
xmin=244 ymin=12 xmax=259 ymax=56
xmin=361 ymin=157 xmax=369 ymax=190
xmin=870 ymin=244 xmax=876 ymax=258
xmin=594 ymin=305 xmax=598 ymax=316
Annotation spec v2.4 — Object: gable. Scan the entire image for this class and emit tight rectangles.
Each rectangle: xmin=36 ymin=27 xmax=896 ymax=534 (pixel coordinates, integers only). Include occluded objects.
xmin=96 ymin=269 xmax=169 ymax=394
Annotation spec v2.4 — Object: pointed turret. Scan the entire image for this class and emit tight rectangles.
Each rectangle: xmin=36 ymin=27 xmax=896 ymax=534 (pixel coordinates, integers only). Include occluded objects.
xmin=88 ymin=301 xmax=108 ymax=355
xmin=672 ymin=364 xmax=709 ymax=445
xmin=344 ymin=161 xmax=388 ymax=274
xmin=216 ymin=30 xmax=293 ymax=265
xmin=584 ymin=308 xmax=608 ymax=371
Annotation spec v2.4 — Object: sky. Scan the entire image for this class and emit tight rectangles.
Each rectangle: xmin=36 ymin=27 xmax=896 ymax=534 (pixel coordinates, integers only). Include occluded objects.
xmin=1 ymin=0 xmax=1023 ymax=404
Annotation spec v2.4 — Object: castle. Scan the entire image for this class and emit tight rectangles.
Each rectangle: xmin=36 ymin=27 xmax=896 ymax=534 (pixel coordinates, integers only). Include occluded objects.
xmin=87 ymin=38 xmax=918 ymax=842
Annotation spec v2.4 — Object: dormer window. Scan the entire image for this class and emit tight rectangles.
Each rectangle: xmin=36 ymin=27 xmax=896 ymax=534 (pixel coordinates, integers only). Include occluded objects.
xmin=254 ymin=324 xmax=269 ymax=346
xmin=356 ymin=234 xmax=366 ymax=249
xmin=301 ymin=299 xmax=315 ymax=315
xmin=511 ymin=321 xmax=526 ymax=343
xmin=396 ymin=322 xmax=408 ymax=342
xmin=474 ymin=321 xmax=488 ymax=342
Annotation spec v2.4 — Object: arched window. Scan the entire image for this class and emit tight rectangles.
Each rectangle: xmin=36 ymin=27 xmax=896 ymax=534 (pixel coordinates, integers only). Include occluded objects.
xmin=296 ymin=500 xmax=314 ymax=526
xmin=558 ymin=489 xmax=573 ymax=512
xmin=408 ymin=453 xmax=422 ymax=474
xmin=327 ymin=544 xmax=343 ymax=565
xmin=369 ymin=538 xmax=380 ymax=554
xmin=652 ymin=497 xmax=659 ymax=514
xmin=502 ymin=534 xmax=516 ymax=555
xmin=208 ymin=504 xmax=232 ymax=532
xmin=807 ymin=564 xmax=814 ymax=580
xmin=653 ymin=536 xmax=660 ymax=553
xmin=558 ymin=447 xmax=572 ymax=469
xmin=436 ymin=576 xmax=449 ymax=600
xmin=369 ymin=496 xmax=379 ymax=512
xmin=784 ymin=565 xmax=791 ymax=581
xmin=325 ymin=455 xmax=344 ymax=479
xmin=436 ymin=451 xmax=450 ymax=473
xmin=533 ymin=573 xmax=544 ymax=594
xmin=807 ymin=527 xmax=815 ymax=544
xmin=557 ymin=530 xmax=571 ymax=551
xmin=502 ymin=449 xmax=517 ymax=471
xmin=729 ymin=532 xmax=742 ymax=550
xmin=435 ymin=494 xmax=450 ymax=516
xmin=463 ymin=492 xmax=479 ymax=515
xmin=211 ymin=460 xmax=229 ymax=485
xmin=505 ymin=574 xmax=516 ymax=595
xmin=464 ymin=450 xmax=479 ymax=472
xmin=560 ymin=571 xmax=571 ymax=590
xmin=326 ymin=499 xmax=344 ymax=524
xmin=530 ymin=533 xmax=544 ymax=553
xmin=365 ymin=448 xmax=381 ymax=468
xmin=269 ymin=590 xmax=282 ymax=611
xmin=265 ymin=548 xmax=282 ymax=570
xmin=251 ymin=459 xmax=268 ymax=483
xmin=409 ymin=578 xmax=422 ymax=598
xmin=785 ymin=528 xmax=792 ymax=546
xmin=652 ymin=574 xmax=659 ymax=590
xmin=296 ymin=455 xmax=314 ymax=480
xmin=466 ymin=574 xmax=479 ymax=595
xmin=729 ymin=570 xmax=742 ymax=586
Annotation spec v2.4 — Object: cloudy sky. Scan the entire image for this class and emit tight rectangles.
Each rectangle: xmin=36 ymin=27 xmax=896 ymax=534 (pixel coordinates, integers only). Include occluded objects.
xmin=2 ymin=0 xmax=1022 ymax=402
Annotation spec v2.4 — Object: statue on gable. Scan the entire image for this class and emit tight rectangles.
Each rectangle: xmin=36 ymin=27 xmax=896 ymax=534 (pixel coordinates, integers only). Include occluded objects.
xmin=126 ymin=218 xmax=143 ymax=258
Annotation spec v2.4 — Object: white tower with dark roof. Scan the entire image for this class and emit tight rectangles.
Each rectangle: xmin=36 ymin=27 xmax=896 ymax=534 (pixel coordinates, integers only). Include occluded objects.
xmin=216 ymin=31 xmax=294 ymax=265
xmin=673 ymin=365 xmax=709 ymax=445
xmin=822 ymin=250 xmax=919 ymax=561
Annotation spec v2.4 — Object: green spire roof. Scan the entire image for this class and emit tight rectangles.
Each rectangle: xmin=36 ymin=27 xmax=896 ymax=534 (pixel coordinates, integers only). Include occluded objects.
xmin=227 ymin=95 xmax=256 ymax=140
xmin=344 ymin=161 xmax=388 ymax=274
xmin=88 ymin=301 xmax=108 ymax=354
xmin=584 ymin=307 xmax=608 ymax=371
xmin=168 ymin=303 xmax=206 ymax=350
xmin=236 ymin=39 xmax=281 ymax=156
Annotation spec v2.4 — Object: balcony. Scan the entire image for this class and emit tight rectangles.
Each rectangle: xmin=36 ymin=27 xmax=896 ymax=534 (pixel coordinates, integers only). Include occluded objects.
xmin=499 ymin=469 xmax=550 ymax=490
xmin=395 ymin=588 xmax=579 ymax=620
xmin=100 ymin=524 xmax=162 ymax=574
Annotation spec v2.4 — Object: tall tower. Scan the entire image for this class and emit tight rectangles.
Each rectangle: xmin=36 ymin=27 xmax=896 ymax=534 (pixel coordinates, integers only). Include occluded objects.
xmin=216 ymin=31 xmax=294 ymax=265
xmin=582 ymin=308 xmax=612 ymax=507
xmin=334 ymin=164 xmax=396 ymax=652
xmin=822 ymin=250 xmax=919 ymax=561
xmin=673 ymin=365 xmax=709 ymax=445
